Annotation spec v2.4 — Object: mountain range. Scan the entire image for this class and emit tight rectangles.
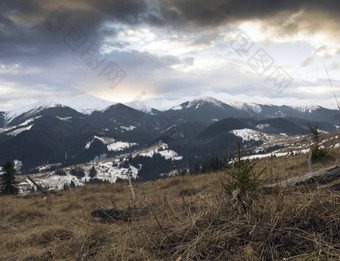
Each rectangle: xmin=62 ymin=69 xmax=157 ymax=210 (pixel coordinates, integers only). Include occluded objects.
xmin=0 ymin=96 xmax=339 ymax=180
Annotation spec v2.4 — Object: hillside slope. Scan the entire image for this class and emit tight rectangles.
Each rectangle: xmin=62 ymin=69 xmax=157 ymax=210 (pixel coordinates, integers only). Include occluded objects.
xmin=1 ymin=147 xmax=340 ymax=260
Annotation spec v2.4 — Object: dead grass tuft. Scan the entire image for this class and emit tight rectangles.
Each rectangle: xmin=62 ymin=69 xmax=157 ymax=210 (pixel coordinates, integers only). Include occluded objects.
xmin=10 ymin=209 xmax=46 ymax=223
xmin=178 ymin=187 xmax=199 ymax=197
xmin=30 ymin=228 xmax=73 ymax=246
xmin=61 ymin=202 xmax=82 ymax=212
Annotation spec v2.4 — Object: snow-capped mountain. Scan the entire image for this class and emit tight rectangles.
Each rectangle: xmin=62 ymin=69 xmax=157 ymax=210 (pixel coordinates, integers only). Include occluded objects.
xmin=164 ymin=97 xmax=250 ymax=125
xmin=4 ymin=102 xmax=65 ymax=126
xmin=163 ymin=96 xmax=340 ymax=125
xmin=0 ymin=96 xmax=339 ymax=184
xmin=167 ymin=96 xmax=322 ymax=115
xmin=292 ymin=105 xmax=321 ymax=113
xmin=124 ymin=100 xmax=154 ymax=113
xmin=169 ymin=96 xmax=225 ymax=110
xmin=3 ymin=96 xmax=115 ymax=126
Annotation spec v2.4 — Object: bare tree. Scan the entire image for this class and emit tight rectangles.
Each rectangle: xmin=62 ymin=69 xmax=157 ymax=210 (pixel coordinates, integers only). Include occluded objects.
xmin=126 ymin=168 xmax=136 ymax=208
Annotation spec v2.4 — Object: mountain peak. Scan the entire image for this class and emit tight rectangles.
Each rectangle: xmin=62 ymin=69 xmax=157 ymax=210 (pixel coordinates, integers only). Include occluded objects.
xmin=4 ymin=102 xmax=65 ymax=125
xmin=170 ymin=96 xmax=224 ymax=111
xmin=124 ymin=100 xmax=153 ymax=113
xmin=191 ymin=96 xmax=224 ymax=105
xmin=292 ymin=105 xmax=321 ymax=113
xmin=101 ymin=103 xmax=145 ymax=114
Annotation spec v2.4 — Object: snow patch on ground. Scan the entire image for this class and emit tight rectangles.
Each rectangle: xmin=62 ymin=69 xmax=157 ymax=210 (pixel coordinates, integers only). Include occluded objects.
xmin=0 ymin=116 xmax=40 ymax=135
xmin=160 ymin=169 xmax=178 ymax=177
xmin=39 ymin=174 xmax=83 ymax=191
xmin=158 ymin=150 xmax=183 ymax=160
xmin=14 ymin=160 xmax=23 ymax=174
xmin=7 ymin=124 xmax=33 ymax=136
xmin=95 ymin=162 xmax=139 ymax=182
xmin=107 ymin=141 xmax=137 ymax=151
xmin=85 ymin=136 xmax=138 ymax=151
xmin=171 ymin=105 xmax=183 ymax=110
xmin=20 ymin=162 xmax=140 ymax=193
xmin=57 ymin=116 xmax=72 ymax=121
xmin=231 ymin=128 xmax=275 ymax=142
xmin=18 ymin=116 xmax=42 ymax=126
xmin=275 ymin=111 xmax=287 ymax=117
xmin=292 ymin=105 xmax=320 ymax=113
xmin=241 ymin=148 xmax=310 ymax=161
xmin=256 ymin=124 xmax=270 ymax=130
xmin=36 ymin=163 xmax=62 ymax=172
xmin=120 ymin=125 xmax=136 ymax=131
xmin=0 ymin=125 xmax=16 ymax=134
xmin=136 ymin=142 xmax=182 ymax=161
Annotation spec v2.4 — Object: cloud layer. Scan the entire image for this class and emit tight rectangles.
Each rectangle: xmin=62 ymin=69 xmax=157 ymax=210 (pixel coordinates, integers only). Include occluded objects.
xmin=0 ymin=0 xmax=339 ymax=110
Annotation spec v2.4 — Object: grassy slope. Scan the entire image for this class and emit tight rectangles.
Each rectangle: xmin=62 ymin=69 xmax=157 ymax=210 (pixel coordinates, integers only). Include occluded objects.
xmin=1 ymin=148 xmax=340 ymax=260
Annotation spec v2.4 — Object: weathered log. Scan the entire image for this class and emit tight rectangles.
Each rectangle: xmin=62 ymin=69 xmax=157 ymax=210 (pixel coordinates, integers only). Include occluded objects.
xmin=266 ymin=165 xmax=340 ymax=188
xmin=91 ymin=207 xmax=151 ymax=220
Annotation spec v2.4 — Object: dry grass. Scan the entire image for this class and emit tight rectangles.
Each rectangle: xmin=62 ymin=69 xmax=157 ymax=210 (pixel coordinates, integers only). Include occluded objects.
xmin=1 ymin=148 xmax=340 ymax=260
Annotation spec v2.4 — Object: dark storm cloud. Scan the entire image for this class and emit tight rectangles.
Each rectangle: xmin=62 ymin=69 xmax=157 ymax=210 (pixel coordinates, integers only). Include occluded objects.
xmin=0 ymin=0 xmax=151 ymax=58
xmin=0 ymin=0 xmax=156 ymax=99
xmin=0 ymin=1 xmax=146 ymax=44
xmin=0 ymin=0 xmax=339 ymax=110
xmin=158 ymin=0 xmax=340 ymax=28
xmin=1 ymin=0 xmax=339 ymax=66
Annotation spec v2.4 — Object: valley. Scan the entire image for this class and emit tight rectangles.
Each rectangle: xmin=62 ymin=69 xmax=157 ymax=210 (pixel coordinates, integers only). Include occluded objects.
xmin=0 ymin=96 xmax=339 ymax=193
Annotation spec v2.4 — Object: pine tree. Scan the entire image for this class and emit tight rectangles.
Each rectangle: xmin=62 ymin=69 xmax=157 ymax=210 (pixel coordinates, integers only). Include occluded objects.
xmin=70 ymin=167 xmax=85 ymax=179
xmin=307 ymin=122 xmax=321 ymax=149
xmin=70 ymin=180 xmax=76 ymax=188
xmin=0 ymin=161 xmax=19 ymax=195
xmin=89 ymin=165 xmax=97 ymax=178
xmin=222 ymin=142 xmax=266 ymax=197
xmin=307 ymin=122 xmax=333 ymax=162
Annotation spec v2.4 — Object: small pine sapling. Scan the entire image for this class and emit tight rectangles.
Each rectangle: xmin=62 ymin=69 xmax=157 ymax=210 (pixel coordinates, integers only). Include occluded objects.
xmin=222 ymin=142 xmax=266 ymax=197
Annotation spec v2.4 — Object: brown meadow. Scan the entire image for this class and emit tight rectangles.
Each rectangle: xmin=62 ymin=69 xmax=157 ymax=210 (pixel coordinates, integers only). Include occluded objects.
xmin=1 ymin=147 xmax=340 ymax=260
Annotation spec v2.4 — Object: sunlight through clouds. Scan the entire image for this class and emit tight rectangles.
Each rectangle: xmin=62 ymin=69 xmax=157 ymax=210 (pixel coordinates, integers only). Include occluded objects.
xmin=0 ymin=0 xmax=339 ymax=110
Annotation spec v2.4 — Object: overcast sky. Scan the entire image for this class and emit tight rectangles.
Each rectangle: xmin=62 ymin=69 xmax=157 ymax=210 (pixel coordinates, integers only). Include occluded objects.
xmin=1 ymin=0 xmax=340 ymax=111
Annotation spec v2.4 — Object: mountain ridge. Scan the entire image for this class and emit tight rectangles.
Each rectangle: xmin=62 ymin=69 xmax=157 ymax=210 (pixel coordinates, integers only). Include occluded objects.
xmin=0 ymin=96 xmax=339 ymax=179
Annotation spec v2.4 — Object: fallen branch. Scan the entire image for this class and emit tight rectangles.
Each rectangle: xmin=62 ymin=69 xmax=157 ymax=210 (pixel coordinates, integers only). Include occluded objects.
xmin=26 ymin=176 xmax=47 ymax=194
xmin=265 ymin=165 xmax=340 ymax=189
